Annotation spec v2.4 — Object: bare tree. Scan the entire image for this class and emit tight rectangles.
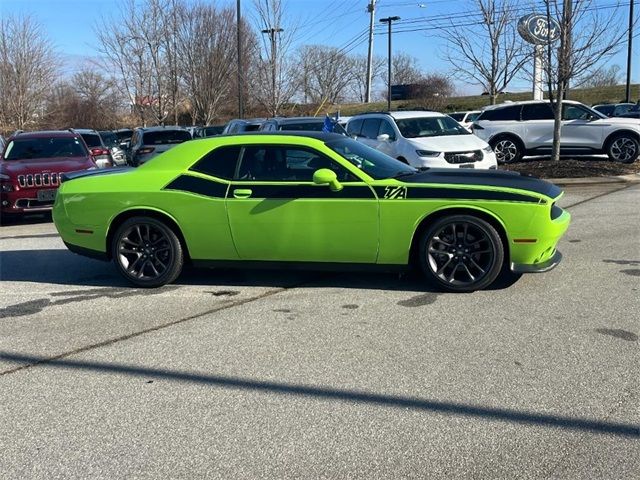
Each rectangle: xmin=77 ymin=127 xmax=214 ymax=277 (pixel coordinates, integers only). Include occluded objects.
xmin=295 ymin=45 xmax=359 ymax=105
xmin=580 ymin=64 xmax=622 ymax=88
xmin=251 ymin=0 xmax=298 ymax=116
xmin=380 ymin=52 xmax=424 ymax=88
xmin=175 ymin=2 xmax=238 ymax=125
xmin=348 ymin=54 xmax=385 ymax=102
xmin=442 ymin=0 xmax=529 ymax=105
xmin=414 ymin=73 xmax=455 ymax=110
xmin=540 ymin=0 xmax=628 ymax=161
xmin=0 ymin=14 xmax=57 ymax=130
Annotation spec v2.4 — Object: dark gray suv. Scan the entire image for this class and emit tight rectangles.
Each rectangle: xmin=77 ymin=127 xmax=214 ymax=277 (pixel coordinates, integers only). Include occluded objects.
xmin=127 ymin=126 xmax=191 ymax=166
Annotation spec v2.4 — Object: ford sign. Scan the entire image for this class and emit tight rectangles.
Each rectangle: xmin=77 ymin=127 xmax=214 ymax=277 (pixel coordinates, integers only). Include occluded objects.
xmin=518 ymin=14 xmax=561 ymax=45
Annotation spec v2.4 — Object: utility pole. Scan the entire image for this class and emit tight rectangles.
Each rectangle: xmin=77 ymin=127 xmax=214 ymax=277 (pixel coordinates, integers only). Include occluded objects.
xmin=365 ymin=0 xmax=377 ymax=103
xmin=261 ymin=27 xmax=284 ymax=116
xmin=237 ymin=0 xmax=244 ymax=118
xmin=380 ymin=16 xmax=400 ymax=111
xmin=625 ymin=0 xmax=634 ymax=103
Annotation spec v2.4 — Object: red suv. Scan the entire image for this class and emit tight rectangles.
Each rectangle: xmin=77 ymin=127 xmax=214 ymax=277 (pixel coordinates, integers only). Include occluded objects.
xmin=0 ymin=130 xmax=97 ymax=218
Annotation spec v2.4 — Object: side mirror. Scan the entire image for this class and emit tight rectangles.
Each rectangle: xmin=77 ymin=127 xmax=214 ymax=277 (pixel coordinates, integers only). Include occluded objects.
xmin=377 ymin=133 xmax=390 ymax=142
xmin=313 ymin=168 xmax=343 ymax=192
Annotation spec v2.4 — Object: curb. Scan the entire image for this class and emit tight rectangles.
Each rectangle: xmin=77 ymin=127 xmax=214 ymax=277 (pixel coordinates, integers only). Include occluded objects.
xmin=546 ymin=173 xmax=640 ymax=186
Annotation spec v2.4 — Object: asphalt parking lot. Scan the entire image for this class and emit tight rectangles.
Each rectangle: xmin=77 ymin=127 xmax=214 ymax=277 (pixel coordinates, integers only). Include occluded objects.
xmin=1 ymin=182 xmax=639 ymax=479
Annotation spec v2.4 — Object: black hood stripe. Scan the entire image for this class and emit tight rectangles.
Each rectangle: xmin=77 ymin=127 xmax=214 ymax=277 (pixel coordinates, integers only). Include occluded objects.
xmin=401 ymin=169 xmax=562 ymax=198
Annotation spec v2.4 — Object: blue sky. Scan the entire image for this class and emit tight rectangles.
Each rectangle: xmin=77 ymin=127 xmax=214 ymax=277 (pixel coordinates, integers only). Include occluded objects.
xmin=1 ymin=0 xmax=638 ymax=96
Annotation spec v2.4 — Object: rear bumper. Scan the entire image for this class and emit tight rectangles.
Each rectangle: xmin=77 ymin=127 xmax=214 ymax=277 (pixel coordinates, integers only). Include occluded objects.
xmin=64 ymin=241 xmax=109 ymax=261
xmin=511 ymin=250 xmax=562 ymax=273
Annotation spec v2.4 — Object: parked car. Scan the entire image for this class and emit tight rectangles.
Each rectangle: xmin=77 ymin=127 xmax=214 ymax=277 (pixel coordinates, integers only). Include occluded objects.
xmin=73 ymin=129 xmax=113 ymax=168
xmin=0 ymin=135 xmax=5 ymax=154
xmin=618 ymin=111 xmax=640 ymax=119
xmin=221 ymin=119 xmax=265 ymax=134
xmin=472 ymin=100 xmax=640 ymax=164
xmin=259 ymin=116 xmax=348 ymax=134
xmin=592 ymin=103 xmax=636 ymax=117
xmin=194 ymin=125 xmax=225 ymax=138
xmin=98 ymin=130 xmax=127 ymax=166
xmin=346 ymin=111 xmax=497 ymax=169
xmin=1 ymin=130 xmax=97 ymax=219
xmin=127 ymin=126 xmax=192 ymax=166
xmin=53 ymin=132 xmax=569 ymax=292
xmin=114 ymin=128 xmax=134 ymax=149
xmin=448 ymin=111 xmax=481 ymax=130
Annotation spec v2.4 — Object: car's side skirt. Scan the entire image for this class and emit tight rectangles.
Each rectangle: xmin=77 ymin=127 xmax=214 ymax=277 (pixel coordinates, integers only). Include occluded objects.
xmin=191 ymin=259 xmax=409 ymax=273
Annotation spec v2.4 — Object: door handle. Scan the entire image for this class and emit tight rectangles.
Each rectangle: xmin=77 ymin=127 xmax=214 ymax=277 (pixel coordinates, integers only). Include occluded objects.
xmin=233 ymin=188 xmax=253 ymax=199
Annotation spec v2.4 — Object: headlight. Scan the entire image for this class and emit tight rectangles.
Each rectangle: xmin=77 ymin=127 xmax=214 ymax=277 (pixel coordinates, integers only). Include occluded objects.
xmin=482 ymin=145 xmax=493 ymax=153
xmin=416 ymin=150 xmax=441 ymax=157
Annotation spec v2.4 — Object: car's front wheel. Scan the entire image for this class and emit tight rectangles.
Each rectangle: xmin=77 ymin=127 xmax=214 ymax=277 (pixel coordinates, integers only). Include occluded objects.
xmin=111 ymin=216 xmax=184 ymax=287
xmin=491 ymin=136 xmax=523 ymax=164
xmin=419 ymin=215 xmax=504 ymax=292
xmin=606 ymin=134 xmax=639 ymax=163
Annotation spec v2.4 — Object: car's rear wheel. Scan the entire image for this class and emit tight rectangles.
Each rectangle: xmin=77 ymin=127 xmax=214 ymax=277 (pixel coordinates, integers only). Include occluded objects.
xmin=111 ymin=216 xmax=183 ymax=287
xmin=491 ymin=136 xmax=523 ymax=164
xmin=606 ymin=134 xmax=639 ymax=163
xmin=419 ymin=215 xmax=504 ymax=292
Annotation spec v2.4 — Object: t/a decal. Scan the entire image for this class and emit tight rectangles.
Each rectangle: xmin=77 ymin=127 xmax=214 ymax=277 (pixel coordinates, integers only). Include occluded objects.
xmin=383 ymin=186 xmax=408 ymax=199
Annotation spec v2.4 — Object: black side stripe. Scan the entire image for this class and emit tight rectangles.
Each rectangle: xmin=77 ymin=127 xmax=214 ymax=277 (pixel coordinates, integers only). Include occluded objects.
xmin=243 ymin=184 xmax=375 ymax=199
xmin=164 ymin=175 xmax=228 ymax=198
xmin=373 ymin=187 xmax=540 ymax=203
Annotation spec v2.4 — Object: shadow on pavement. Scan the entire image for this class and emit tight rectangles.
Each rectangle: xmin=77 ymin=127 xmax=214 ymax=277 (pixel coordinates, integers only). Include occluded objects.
xmin=1 ymin=351 xmax=637 ymax=438
xmin=0 ymin=248 xmax=521 ymax=292
xmin=0 ymin=212 xmax=52 ymax=227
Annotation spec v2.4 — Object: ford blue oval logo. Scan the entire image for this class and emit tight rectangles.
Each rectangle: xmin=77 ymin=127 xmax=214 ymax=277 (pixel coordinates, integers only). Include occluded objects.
xmin=518 ymin=14 xmax=561 ymax=45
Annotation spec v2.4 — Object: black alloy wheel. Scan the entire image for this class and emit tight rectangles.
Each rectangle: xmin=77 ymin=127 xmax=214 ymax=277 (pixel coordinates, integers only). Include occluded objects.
xmin=111 ymin=216 xmax=183 ymax=287
xmin=607 ymin=135 xmax=639 ymax=164
xmin=491 ymin=137 xmax=522 ymax=164
xmin=419 ymin=215 xmax=504 ymax=292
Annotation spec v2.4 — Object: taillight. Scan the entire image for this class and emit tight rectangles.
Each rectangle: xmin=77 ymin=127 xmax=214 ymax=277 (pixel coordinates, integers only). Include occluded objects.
xmin=138 ymin=147 xmax=155 ymax=155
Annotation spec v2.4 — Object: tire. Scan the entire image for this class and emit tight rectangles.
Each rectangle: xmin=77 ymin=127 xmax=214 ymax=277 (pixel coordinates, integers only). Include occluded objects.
xmin=490 ymin=136 xmax=523 ymax=164
xmin=606 ymin=134 xmax=639 ymax=164
xmin=419 ymin=214 xmax=504 ymax=292
xmin=111 ymin=216 xmax=183 ymax=287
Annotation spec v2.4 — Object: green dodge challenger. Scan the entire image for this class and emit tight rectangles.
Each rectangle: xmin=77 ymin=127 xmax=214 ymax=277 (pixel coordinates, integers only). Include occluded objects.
xmin=53 ymin=132 xmax=570 ymax=292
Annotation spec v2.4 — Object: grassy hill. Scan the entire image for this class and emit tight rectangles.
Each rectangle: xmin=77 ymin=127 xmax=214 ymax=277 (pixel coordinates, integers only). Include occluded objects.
xmin=337 ymin=83 xmax=640 ymax=116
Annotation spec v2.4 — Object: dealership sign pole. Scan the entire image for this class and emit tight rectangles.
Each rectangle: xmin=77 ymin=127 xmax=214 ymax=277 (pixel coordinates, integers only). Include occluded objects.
xmin=518 ymin=14 xmax=561 ymax=100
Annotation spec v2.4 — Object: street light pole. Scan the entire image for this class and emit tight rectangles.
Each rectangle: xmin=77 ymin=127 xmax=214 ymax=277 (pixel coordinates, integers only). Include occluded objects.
xmin=261 ymin=27 xmax=284 ymax=116
xmin=625 ymin=0 xmax=634 ymax=103
xmin=380 ymin=16 xmax=400 ymax=111
xmin=365 ymin=0 xmax=377 ymax=103
xmin=237 ymin=0 xmax=243 ymax=119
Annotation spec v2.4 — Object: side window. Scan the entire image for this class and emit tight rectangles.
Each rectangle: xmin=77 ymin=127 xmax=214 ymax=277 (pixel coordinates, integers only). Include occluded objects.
xmin=522 ymin=103 xmax=554 ymax=120
xmin=562 ymin=104 xmax=593 ymax=121
xmin=346 ymin=119 xmax=363 ymax=137
xmin=361 ymin=118 xmax=381 ymax=139
xmin=236 ymin=146 xmax=356 ymax=182
xmin=378 ymin=120 xmax=396 ymax=140
xmin=480 ymin=105 xmax=522 ymax=121
xmin=614 ymin=104 xmax=632 ymax=116
xmin=189 ymin=146 xmax=241 ymax=180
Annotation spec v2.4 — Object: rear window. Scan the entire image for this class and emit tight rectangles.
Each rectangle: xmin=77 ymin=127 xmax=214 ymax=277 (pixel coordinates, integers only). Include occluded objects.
xmin=190 ymin=146 xmax=240 ymax=180
xmin=99 ymin=131 xmax=118 ymax=147
xmin=244 ymin=124 xmax=262 ymax=132
xmin=279 ymin=122 xmax=324 ymax=131
xmin=142 ymin=130 xmax=191 ymax=145
xmin=449 ymin=113 xmax=465 ymax=121
xmin=80 ymin=133 xmax=102 ymax=148
xmin=477 ymin=105 xmax=522 ymax=121
xmin=3 ymin=136 xmax=88 ymax=160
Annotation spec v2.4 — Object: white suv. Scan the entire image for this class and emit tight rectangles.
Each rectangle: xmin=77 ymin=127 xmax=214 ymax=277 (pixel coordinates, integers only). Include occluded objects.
xmin=472 ymin=100 xmax=640 ymax=164
xmin=346 ymin=111 xmax=497 ymax=169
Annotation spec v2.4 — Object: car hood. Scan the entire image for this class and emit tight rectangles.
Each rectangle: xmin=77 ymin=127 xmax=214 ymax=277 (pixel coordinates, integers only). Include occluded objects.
xmin=408 ymin=134 xmax=488 ymax=152
xmin=400 ymin=168 xmax=562 ymax=198
xmin=0 ymin=157 xmax=95 ymax=175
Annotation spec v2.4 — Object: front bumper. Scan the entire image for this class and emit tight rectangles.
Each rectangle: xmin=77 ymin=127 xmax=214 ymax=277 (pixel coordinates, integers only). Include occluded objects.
xmin=511 ymin=250 xmax=562 ymax=273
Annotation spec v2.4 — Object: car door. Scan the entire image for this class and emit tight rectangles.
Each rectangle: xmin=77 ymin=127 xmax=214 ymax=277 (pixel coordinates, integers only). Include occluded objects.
xmin=225 ymin=144 xmax=379 ymax=263
xmin=522 ymin=103 xmax=555 ymax=150
xmin=561 ymin=103 xmax=603 ymax=151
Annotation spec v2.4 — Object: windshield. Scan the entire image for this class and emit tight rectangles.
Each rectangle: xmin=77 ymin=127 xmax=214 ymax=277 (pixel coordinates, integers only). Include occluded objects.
xmin=396 ymin=116 xmax=471 ymax=138
xmin=143 ymin=130 xmax=191 ymax=144
xmin=3 ymin=137 xmax=88 ymax=160
xmin=326 ymin=138 xmax=416 ymax=180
